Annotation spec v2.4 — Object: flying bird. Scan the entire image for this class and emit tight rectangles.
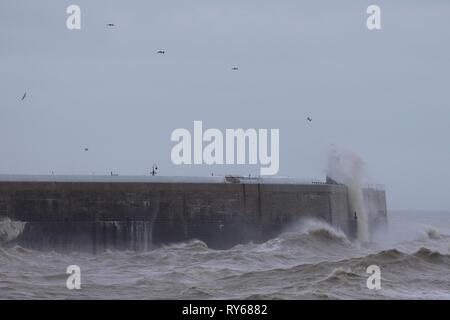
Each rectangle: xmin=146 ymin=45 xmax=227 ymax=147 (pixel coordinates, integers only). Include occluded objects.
xmin=307 ymin=117 xmax=312 ymax=122
xmin=107 ymin=23 xmax=115 ymax=27
xmin=232 ymin=67 xmax=238 ymax=71
xmin=21 ymin=92 xmax=27 ymax=101
xmin=84 ymin=147 xmax=89 ymax=152
xmin=150 ymin=164 xmax=158 ymax=176
xmin=157 ymin=50 xmax=165 ymax=54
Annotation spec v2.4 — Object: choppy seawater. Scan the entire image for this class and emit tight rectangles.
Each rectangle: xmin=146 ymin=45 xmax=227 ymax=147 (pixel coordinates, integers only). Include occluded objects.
xmin=1 ymin=211 xmax=449 ymax=299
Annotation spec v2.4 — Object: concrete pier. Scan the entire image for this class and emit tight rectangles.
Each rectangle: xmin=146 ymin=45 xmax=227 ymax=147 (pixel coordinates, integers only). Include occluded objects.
xmin=0 ymin=175 xmax=387 ymax=252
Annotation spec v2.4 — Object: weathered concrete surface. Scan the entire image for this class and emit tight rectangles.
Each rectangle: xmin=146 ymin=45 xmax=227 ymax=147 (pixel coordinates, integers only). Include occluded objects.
xmin=0 ymin=175 xmax=387 ymax=252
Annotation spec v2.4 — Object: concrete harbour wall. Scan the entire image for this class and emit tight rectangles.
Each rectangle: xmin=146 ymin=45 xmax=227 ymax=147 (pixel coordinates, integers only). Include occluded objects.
xmin=0 ymin=175 xmax=387 ymax=252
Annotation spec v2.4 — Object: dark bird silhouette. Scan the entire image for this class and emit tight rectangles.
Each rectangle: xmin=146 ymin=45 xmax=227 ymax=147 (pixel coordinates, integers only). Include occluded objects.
xmin=157 ymin=50 xmax=165 ymax=54
xmin=307 ymin=117 xmax=312 ymax=122
xmin=107 ymin=23 xmax=115 ymax=27
xmin=21 ymin=93 xmax=27 ymax=101
xmin=232 ymin=67 xmax=238 ymax=71
xmin=150 ymin=164 xmax=158 ymax=176
xmin=84 ymin=148 xmax=89 ymax=152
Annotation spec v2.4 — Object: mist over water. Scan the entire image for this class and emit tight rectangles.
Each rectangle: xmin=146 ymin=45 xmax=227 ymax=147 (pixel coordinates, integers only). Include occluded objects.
xmin=0 ymin=211 xmax=449 ymax=300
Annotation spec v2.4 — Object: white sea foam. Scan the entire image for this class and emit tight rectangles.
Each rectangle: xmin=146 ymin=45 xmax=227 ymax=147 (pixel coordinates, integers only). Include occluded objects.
xmin=0 ymin=218 xmax=26 ymax=243
xmin=0 ymin=212 xmax=449 ymax=300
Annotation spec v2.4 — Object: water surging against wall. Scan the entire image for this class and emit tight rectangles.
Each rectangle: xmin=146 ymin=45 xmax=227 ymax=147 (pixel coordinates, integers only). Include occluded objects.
xmin=326 ymin=146 xmax=370 ymax=242
xmin=1 ymin=213 xmax=449 ymax=300
xmin=0 ymin=218 xmax=26 ymax=243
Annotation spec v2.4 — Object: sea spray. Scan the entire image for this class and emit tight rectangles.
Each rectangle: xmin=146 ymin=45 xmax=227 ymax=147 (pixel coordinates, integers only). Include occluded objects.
xmin=0 ymin=218 xmax=26 ymax=243
xmin=0 ymin=211 xmax=449 ymax=299
xmin=326 ymin=146 xmax=370 ymax=242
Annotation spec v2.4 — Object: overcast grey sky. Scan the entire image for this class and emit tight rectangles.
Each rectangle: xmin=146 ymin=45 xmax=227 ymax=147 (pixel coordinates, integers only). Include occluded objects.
xmin=0 ymin=1 xmax=449 ymax=210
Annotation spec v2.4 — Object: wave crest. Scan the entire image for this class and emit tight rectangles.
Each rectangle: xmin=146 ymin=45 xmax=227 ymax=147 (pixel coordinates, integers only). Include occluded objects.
xmin=291 ymin=219 xmax=350 ymax=244
xmin=413 ymin=247 xmax=447 ymax=262
xmin=260 ymin=220 xmax=351 ymax=253
xmin=162 ymin=239 xmax=209 ymax=251
xmin=305 ymin=226 xmax=349 ymax=243
xmin=321 ymin=267 xmax=361 ymax=283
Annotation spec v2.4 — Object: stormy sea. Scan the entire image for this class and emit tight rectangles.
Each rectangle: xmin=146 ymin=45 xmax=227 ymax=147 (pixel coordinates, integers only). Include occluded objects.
xmin=0 ymin=211 xmax=449 ymax=300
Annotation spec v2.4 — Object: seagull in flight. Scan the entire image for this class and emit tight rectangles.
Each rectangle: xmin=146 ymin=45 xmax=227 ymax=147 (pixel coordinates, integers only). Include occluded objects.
xmin=232 ymin=67 xmax=238 ymax=71
xmin=21 ymin=92 xmax=27 ymax=101
xmin=107 ymin=23 xmax=115 ymax=27
xmin=307 ymin=117 xmax=312 ymax=122
xmin=157 ymin=50 xmax=165 ymax=54
xmin=84 ymin=147 xmax=89 ymax=152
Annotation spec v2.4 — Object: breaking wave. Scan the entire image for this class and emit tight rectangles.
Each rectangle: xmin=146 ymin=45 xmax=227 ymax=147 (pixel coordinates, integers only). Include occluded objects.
xmin=0 ymin=213 xmax=449 ymax=300
xmin=304 ymin=224 xmax=350 ymax=244
xmin=0 ymin=218 xmax=26 ymax=243
xmin=425 ymin=228 xmax=445 ymax=240
xmin=413 ymin=247 xmax=448 ymax=262
xmin=260 ymin=220 xmax=351 ymax=251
